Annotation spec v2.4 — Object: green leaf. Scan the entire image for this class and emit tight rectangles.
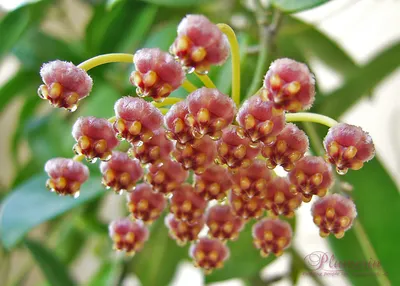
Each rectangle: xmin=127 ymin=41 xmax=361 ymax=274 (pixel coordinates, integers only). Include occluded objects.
xmin=280 ymin=16 xmax=358 ymax=78
xmin=139 ymin=0 xmax=208 ymax=7
xmin=329 ymin=158 xmax=400 ymax=285
xmin=315 ymin=41 xmax=400 ymax=119
xmin=85 ymin=1 xmax=150 ymax=55
xmin=13 ymin=30 xmax=83 ymax=70
xmin=0 ymin=70 xmax=38 ymax=113
xmin=87 ymin=261 xmax=121 ymax=286
xmin=143 ymin=22 xmax=178 ymax=51
xmin=272 ymin=0 xmax=330 ymax=13
xmin=206 ymin=223 xmax=273 ymax=282
xmin=25 ymin=239 xmax=76 ymax=286
xmin=77 ymin=80 xmax=121 ymax=118
xmin=0 ymin=175 xmax=104 ymax=249
xmin=0 ymin=5 xmax=30 ymax=59
xmin=133 ymin=215 xmax=187 ymax=286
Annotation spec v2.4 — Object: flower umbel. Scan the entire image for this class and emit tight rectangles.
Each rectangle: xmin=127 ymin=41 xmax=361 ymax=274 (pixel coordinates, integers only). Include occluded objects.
xmin=39 ymin=13 xmax=375 ymax=273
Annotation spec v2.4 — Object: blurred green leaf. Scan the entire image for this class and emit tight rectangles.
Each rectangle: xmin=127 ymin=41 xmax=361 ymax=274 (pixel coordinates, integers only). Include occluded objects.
xmin=87 ymin=261 xmax=120 ymax=286
xmin=139 ymin=0 xmax=208 ymax=7
xmin=143 ymin=22 xmax=178 ymax=51
xmin=205 ymin=222 xmax=275 ymax=282
xmin=315 ymin=41 xmax=400 ymax=119
xmin=134 ymin=215 xmax=187 ymax=286
xmin=272 ymin=0 xmax=330 ymax=12
xmin=25 ymin=239 xmax=76 ymax=286
xmin=0 ymin=70 xmax=37 ymax=113
xmin=280 ymin=16 xmax=358 ymax=78
xmin=13 ymin=30 xmax=83 ymax=70
xmin=0 ymin=6 xmax=30 ymax=59
xmin=56 ymin=222 xmax=87 ymax=264
xmin=85 ymin=1 xmax=150 ymax=55
xmin=0 ymin=175 xmax=104 ymax=249
xmin=77 ymin=79 xmax=121 ymax=118
xmin=329 ymin=158 xmax=400 ymax=285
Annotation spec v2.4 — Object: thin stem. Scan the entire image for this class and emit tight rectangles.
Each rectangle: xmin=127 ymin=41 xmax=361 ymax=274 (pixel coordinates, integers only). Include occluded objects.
xmin=108 ymin=116 xmax=116 ymax=123
xmin=152 ymin=97 xmax=183 ymax=108
xmin=73 ymin=154 xmax=84 ymax=162
xmin=78 ymin=53 xmax=134 ymax=71
xmin=353 ymin=221 xmax=391 ymax=286
xmin=246 ymin=5 xmax=283 ymax=98
xmin=182 ymin=79 xmax=198 ymax=92
xmin=217 ymin=23 xmax=241 ymax=106
xmin=304 ymin=123 xmax=389 ymax=285
xmin=286 ymin=113 xmax=338 ymax=128
xmin=194 ymin=73 xmax=216 ymax=88
xmin=159 ymin=108 xmax=169 ymax=115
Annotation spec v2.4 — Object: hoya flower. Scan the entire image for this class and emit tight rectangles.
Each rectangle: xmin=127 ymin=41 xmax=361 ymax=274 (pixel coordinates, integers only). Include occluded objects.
xmin=38 ymin=60 xmax=93 ymax=111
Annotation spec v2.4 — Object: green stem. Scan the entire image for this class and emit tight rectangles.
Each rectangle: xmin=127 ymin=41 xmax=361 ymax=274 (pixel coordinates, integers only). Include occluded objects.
xmin=246 ymin=4 xmax=283 ymax=98
xmin=304 ymin=122 xmax=389 ymax=286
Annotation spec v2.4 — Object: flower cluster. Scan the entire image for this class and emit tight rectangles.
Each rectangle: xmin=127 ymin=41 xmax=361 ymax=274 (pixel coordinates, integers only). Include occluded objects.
xmin=39 ymin=14 xmax=375 ymax=273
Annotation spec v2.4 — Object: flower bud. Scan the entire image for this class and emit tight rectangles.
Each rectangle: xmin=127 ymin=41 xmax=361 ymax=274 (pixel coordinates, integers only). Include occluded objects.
xmin=72 ymin=116 xmax=118 ymax=162
xmin=127 ymin=183 xmax=166 ymax=223
xmin=216 ymin=126 xmax=260 ymax=171
xmin=263 ymin=58 xmax=315 ymax=112
xmin=165 ymin=100 xmax=195 ymax=144
xmin=145 ymin=159 xmax=188 ymax=194
xmin=131 ymin=48 xmax=185 ymax=101
xmin=165 ymin=213 xmax=205 ymax=246
xmin=261 ymin=123 xmax=309 ymax=171
xmin=109 ymin=218 xmax=149 ymax=255
xmin=45 ymin=158 xmax=89 ymax=198
xmin=236 ymin=95 xmax=285 ymax=145
xmin=170 ymin=183 xmax=207 ymax=223
xmin=206 ymin=205 xmax=244 ymax=241
xmin=186 ymin=88 xmax=236 ymax=140
xmin=194 ymin=164 xmax=232 ymax=200
xmin=252 ymin=218 xmax=292 ymax=257
xmin=229 ymin=191 xmax=265 ymax=220
xmin=100 ymin=151 xmax=143 ymax=194
xmin=230 ymin=159 xmax=272 ymax=199
xmin=288 ymin=156 xmax=333 ymax=202
xmin=190 ymin=237 xmax=230 ymax=273
xmin=172 ymin=136 xmax=217 ymax=174
xmin=171 ymin=15 xmax=230 ymax=73
xmin=38 ymin=60 xmax=93 ymax=111
xmin=114 ymin=96 xmax=163 ymax=143
xmin=323 ymin=123 xmax=375 ymax=175
xmin=311 ymin=194 xmax=357 ymax=239
xmin=264 ymin=177 xmax=302 ymax=218
xmin=129 ymin=129 xmax=173 ymax=165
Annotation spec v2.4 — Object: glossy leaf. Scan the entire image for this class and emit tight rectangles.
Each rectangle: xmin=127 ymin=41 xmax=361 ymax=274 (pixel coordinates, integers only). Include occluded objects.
xmin=315 ymin=41 xmax=400 ymax=118
xmin=0 ymin=175 xmax=104 ymax=249
xmin=329 ymin=158 xmax=400 ymax=285
xmin=133 ymin=215 xmax=188 ymax=286
xmin=272 ymin=0 xmax=330 ymax=13
xmin=25 ymin=239 xmax=76 ymax=286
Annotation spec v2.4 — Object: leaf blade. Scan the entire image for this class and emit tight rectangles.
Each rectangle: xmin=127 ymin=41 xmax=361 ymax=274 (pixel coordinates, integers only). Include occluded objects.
xmin=0 ymin=175 xmax=104 ymax=249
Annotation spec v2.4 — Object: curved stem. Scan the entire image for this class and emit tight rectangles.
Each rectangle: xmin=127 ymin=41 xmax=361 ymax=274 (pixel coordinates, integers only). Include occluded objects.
xmin=182 ymin=79 xmax=198 ymax=92
xmin=152 ymin=97 xmax=183 ymax=107
xmin=78 ymin=54 xmax=198 ymax=93
xmin=195 ymin=73 xmax=216 ymax=88
xmin=159 ymin=108 xmax=169 ymax=115
xmin=73 ymin=154 xmax=85 ymax=162
xmin=217 ymin=23 xmax=241 ymax=106
xmin=285 ymin=113 xmax=338 ymax=128
xmin=78 ymin=53 xmax=134 ymax=71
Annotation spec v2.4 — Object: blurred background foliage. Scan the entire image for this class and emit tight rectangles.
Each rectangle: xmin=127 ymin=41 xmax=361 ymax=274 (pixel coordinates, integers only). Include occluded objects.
xmin=0 ymin=0 xmax=399 ymax=285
